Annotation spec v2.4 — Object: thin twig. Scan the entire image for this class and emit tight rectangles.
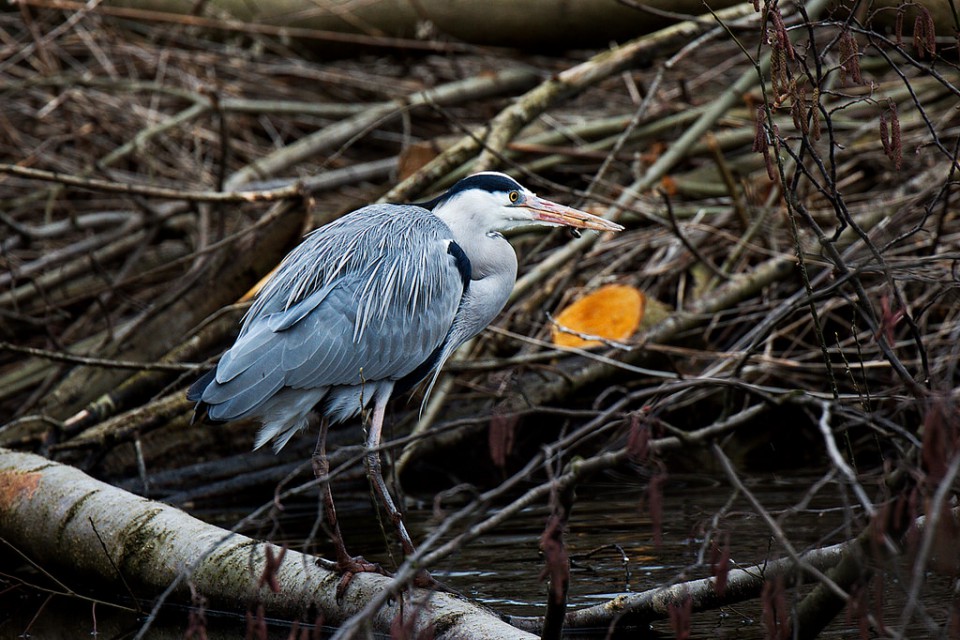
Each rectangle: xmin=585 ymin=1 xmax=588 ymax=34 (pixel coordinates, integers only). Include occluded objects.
xmin=0 ymin=341 xmax=201 ymax=372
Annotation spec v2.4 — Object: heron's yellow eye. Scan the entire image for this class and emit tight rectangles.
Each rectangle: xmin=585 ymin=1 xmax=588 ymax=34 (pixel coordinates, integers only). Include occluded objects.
xmin=508 ymin=190 xmax=520 ymax=203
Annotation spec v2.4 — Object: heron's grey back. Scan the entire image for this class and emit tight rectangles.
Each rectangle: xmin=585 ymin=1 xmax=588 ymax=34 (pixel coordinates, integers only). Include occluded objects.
xmin=198 ymin=204 xmax=466 ymax=426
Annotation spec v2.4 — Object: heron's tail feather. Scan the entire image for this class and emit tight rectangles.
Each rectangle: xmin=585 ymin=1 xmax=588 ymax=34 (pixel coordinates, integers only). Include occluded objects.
xmin=186 ymin=369 xmax=219 ymax=424
xmin=252 ymin=387 xmax=329 ymax=452
xmin=187 ymin=368 xmax=217 ymax=402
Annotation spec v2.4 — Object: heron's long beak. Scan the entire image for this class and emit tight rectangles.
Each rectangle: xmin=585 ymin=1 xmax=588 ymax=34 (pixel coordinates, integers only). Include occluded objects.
xmin=522 ymin=195 xmax=624 ymax=232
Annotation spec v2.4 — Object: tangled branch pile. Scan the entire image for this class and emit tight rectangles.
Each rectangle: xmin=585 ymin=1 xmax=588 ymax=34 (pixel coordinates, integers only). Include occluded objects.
xmin=1 ymin=0 xmax=958 ymax=636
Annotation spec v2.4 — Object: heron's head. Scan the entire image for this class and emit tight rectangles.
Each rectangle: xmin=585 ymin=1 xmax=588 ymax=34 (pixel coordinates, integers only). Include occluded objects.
xmin=427 ymin=172 xmax=623 ymax=235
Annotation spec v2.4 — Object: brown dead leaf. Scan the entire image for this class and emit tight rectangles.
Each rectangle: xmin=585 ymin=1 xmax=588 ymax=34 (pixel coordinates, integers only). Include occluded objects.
xmin=660 ymin=175 xmax=678 ymax=196
xmin=552 ymin=284 xmax=644 ymax=348
xmin=240 ymin=266 xmax=278 ymax=302
xmin=398 ymin=141 xmax=441 ymax=181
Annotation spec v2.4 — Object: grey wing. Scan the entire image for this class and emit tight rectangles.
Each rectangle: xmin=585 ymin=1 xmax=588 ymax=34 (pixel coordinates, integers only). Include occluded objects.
xmin=198 ymin=210 xmax=465 ymax=421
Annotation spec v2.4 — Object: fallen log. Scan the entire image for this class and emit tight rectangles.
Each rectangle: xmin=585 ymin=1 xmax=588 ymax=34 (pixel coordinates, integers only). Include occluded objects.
xmin=33 ymin=0 xmax=746 ymax=49
xmin=0 ymin=447 xmax=536 ymax=639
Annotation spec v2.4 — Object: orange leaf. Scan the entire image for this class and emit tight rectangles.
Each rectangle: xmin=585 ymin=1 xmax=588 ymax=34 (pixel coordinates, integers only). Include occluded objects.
xmin=398 ymin=141 xmax=441 ymax=180
xmin=239 ymin=265 xmax=279 ymax=302
xmin=660 ymin=175 xmax=678 ymax=196
xmin=640 ymin=141 xmax=666 ymax=164
xmin=551 ymin=284 xmax=644 ymax=348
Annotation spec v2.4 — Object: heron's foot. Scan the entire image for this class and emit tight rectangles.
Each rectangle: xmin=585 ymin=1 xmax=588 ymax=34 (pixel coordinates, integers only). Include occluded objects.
xmin=336 ymin=556 xmax=385 ymax=600
xmin=316 ymin=554 xmax=386 ymax=600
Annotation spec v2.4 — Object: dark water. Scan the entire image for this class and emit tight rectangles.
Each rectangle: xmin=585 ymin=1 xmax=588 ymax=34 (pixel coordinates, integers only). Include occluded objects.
xmin=1 ymin=471 xmax=954 ymax=638
xmin=402 ymin=473 xmax=953 ymax=638
xmin=275 ymin=470 xmax=956 ymax=638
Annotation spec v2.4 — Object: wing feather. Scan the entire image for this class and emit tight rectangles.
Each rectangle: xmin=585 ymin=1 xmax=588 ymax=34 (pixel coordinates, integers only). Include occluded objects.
xmin=266 ymin=281 xmax=337 ymax=332
xmin=198 ymin=205 xmax=466 ymax=421
xmin=203 ymin=351 xmax=285 ymax=418
xmin=214 ymin=322 xmax=276 ymax=384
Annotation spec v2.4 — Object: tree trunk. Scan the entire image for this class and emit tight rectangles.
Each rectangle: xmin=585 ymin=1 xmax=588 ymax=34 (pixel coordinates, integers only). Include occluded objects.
xmin=101 ymin=0 xmax=747 ymax=48
xmin=0 ymin=447 xmax=535 ymax=639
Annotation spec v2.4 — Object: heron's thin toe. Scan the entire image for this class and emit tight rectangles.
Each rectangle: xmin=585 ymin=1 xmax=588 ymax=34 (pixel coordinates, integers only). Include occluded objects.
xmin=323 ymin=555 xmax=386 ymax=600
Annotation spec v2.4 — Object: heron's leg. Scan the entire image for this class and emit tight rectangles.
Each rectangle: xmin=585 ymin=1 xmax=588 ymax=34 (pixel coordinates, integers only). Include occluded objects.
xmin=311 ymin=418 xmax=349 ymax=566
xmin=311 ymin=417 xmax=382 ymax=595
xmin=365 ymin=389 xmax=417 ymax=557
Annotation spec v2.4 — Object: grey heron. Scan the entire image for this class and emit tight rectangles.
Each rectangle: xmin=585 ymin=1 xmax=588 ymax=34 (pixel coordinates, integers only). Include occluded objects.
xmin=187 ymin=171 xmax=622 ymax=582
